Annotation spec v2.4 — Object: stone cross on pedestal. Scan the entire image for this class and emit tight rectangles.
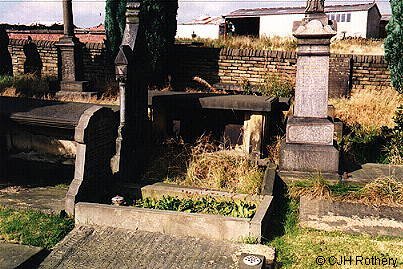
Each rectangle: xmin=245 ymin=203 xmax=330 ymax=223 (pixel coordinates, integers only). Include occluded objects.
xmin=280 ymin=3 xmax=339 ymax=174
xmin=56 ymin=0 xmax=90 ymax=95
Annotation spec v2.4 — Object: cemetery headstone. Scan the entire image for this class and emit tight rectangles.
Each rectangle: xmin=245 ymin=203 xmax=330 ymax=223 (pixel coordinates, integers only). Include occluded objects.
xmin=280 ymin=0 xmax=339 ymax=174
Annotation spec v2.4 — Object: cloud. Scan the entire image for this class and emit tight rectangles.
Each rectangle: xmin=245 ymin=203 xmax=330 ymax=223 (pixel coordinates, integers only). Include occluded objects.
xmin=0 ymin=0 xmax=391 ymax=27
xmin=0 ymin=0 xmax=104 ymax=27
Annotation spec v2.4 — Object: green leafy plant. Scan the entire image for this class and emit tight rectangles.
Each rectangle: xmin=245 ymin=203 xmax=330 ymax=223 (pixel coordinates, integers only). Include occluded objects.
xmin=340 ymin=124 xmax=391 ymax=165
xmin=386 ymin=106 xmax=403 ymax=164
xmin=0 ymin=75 xmax=13 ymax=91
xmin=0 ymin=74 xmax=56 ymax=96
xmin=257 ymin=73 xmax=294 ymax=97
xmin=134 ymin=196 xmax=257 ymax=218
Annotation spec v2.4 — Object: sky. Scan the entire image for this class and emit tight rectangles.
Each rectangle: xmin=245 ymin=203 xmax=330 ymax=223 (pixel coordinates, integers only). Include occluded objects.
xmin=0 ymin=0 xmax=392 ymax=27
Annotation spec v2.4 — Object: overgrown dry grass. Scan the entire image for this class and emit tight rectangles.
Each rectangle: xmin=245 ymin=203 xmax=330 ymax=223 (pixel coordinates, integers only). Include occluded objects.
xmin=184 ymin=150 xmax=263 ymax=194
xmin=178 ymin=36 xmax=385 ymax=55
xmin=0 ymin=74 xmax=119 ymax=105
xmin=288 ymin=175 xmax=403 ymax=207
xmin=145 ymin=135 xmax=264 ymax=195
xmin=180 ymin=36 xmax=297 ymax=51
xmin=330 ymin=88 xmax=402 ymax=133
xmin=331 ymin=37 xmax=384 ymax=55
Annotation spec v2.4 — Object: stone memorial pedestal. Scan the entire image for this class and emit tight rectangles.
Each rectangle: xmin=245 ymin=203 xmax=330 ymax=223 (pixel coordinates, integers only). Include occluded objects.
xmin=56 ymin=0 xmax=93 ymax=96
xmin=280 ymin=19 xmax=339 ymax=174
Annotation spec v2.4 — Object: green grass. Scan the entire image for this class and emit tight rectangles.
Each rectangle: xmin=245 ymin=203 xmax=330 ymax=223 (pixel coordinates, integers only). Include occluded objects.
xmin=0 ymin=206 xmax=74 ymax=249
xmin=290 ymin=179 xmax=363 ymax=196
xmin=266 ymin=197 xmax=403 ymax=268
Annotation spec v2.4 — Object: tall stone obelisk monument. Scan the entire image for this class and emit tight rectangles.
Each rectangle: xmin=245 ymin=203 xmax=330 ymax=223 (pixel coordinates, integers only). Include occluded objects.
xmin=280 ymin=0 xmax=339 ymax=174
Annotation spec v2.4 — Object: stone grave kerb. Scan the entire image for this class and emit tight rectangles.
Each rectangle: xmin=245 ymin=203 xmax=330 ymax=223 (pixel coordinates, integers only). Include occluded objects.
xmin=280 ymin=19 xmax=340 ymax=174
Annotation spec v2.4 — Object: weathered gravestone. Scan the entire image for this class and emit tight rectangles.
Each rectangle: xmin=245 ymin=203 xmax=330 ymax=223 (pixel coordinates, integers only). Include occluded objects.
xmin=111 ymin=0 xmax=148 ymax=180
xmin=280 ymin=0 xmax=339 ymax=174
xmin=56 ymin=0 xmax=91 ymax=95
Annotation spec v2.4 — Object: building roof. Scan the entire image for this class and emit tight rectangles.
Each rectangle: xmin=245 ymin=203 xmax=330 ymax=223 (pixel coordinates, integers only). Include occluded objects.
xmin=180 ymin=16 xmax=224 ymax=25
xmin=381 ymin=14 xmax=391 ymax=21
xmin=225 ymin=3 xmax=378 ymax=18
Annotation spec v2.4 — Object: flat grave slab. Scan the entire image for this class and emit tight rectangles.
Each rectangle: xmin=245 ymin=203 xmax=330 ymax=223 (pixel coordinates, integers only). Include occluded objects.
xmin=349 ymin=163 xmax=403 ymax=183
xmin=0 ymin=184 xmax=68 ymax=214
xmin=39 ymin=226 xmax=275 ymax=269
xmin=0 ymin=242 xmax=43 ymax=269
xmin=0 ymin=97 xmax=93 ymax=129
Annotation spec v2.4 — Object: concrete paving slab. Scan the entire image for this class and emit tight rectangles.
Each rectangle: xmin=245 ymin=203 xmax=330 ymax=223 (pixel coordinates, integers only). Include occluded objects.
xmin=0 ymin=185 xmax=68 ymax=214
xmin=0 ymin=242 xmax=43 ymax=269
xmin=39 ymin=226 xmax=275 ymax=269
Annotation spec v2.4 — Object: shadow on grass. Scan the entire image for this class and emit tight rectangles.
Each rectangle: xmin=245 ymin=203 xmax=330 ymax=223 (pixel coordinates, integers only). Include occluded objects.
xmin=262 ymin=176 xmax=299 ymax=268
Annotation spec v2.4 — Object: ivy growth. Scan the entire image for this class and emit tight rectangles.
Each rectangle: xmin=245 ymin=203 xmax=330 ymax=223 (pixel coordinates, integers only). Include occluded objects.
xmin=385 ymin=0 xmax=403 ymax=93
xmin=105 ymin=0 xmax=127 ymax=57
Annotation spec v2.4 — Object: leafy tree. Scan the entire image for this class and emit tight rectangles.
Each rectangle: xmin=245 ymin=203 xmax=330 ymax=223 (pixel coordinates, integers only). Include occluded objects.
xmin=0 ymin=25 xmax=12 ymax=76
xmin=105 ymin=0 xmax=178 ymax=85
xmin=384 ymin=0 xmax=402 ymax=165
xmin=385 ymin=0 xmax=403 ymax=93
xmin=105 ymin=0 xmax=127 ymax=56
xmin=137 ymin=0 xmax=178 ymax=85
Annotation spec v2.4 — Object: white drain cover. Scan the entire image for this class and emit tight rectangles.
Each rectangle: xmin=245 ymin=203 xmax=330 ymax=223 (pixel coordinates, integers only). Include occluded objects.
xmin=243 ymin=255 xmax=262 ymax=266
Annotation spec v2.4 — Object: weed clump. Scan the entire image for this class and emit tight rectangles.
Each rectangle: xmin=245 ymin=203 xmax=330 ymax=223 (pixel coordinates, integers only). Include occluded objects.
xmin=288 ymin=175 xmax=403 ymax=207
xmin=182 ymin=136 xmax=263 ymax=194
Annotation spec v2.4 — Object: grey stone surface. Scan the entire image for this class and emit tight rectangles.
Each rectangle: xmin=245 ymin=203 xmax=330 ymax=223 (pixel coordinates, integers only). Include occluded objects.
xmin=286 ymin=117 xmax=334 ymax=145
xmin=66 ymin=106 xmax=117 ymax=216
xmin=0 ymin=97 xmax=93 ymax=131
xmin=59 ymin=81 xmax=89 ymax=92
xmin=74 ymin=200 xmax=272 ymax=242
xmin=299 ymin=196 xmax=403 ymax=237
xmin=261 ymin=163 xmax=277 ymax=196
xmin=39 ymin=226 xmax=275 ymax=269
xmin=294 ymin=56 xmax=329 ymax=118
xmin=0 ymin=185 xmax=68 ymax=214
xmin=0 ymin=242 xmax=43 ymax=269
xmin=349 ymin=163 xmax=403 ymax=183
xmin=280 ymin=142 xmax=339 ymax=173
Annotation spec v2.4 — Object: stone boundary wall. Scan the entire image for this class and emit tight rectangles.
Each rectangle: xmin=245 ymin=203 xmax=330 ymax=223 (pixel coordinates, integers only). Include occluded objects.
xmin=172 ymin=45 xmax=391 ymax=92
xmin=349 ymin=54 xmax=391 ymax=89
xmin=6 ymin=40 xmax=391 ymax=92
xmin=8 ymin=39 xmax=114 ymax=89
